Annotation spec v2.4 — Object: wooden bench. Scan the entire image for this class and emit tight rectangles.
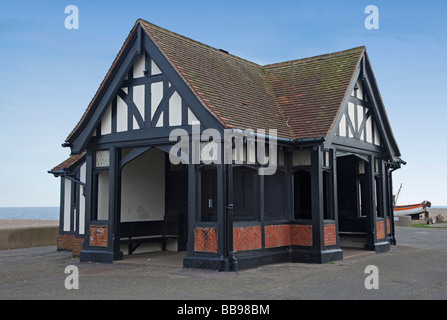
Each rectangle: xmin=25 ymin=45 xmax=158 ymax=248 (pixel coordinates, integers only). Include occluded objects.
xmin=120 ymin=221 xmax=178 ymax=255
xmin=339 ymin=231 xmax=367 ymax=237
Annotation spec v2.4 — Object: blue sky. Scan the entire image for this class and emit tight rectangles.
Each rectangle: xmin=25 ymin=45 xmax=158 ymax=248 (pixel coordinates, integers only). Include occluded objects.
xmin=0 ymin=0 xmax=446 ymax=207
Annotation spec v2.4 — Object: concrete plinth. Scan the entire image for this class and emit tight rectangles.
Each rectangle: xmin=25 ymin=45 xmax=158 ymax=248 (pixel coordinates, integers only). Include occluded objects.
xmin=395 ymin=216 xmax=412 ymax=227
xmin=0 ymin=226 xmax=58 ymax=250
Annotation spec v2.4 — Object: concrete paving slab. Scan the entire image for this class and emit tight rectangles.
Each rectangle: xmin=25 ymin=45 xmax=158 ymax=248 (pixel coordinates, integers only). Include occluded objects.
xmin=0 ymin=227 xmax=446 ymax=300
xmin=116 ymin=251 xmax=186 ymax=268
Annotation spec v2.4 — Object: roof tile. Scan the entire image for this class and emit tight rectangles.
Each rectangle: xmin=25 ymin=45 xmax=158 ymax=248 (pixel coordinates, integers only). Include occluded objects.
xmin=65 ymin=20 xmax=365 ymax=144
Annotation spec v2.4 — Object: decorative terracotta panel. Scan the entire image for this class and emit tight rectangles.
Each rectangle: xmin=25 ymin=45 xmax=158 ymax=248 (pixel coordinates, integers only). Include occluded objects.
xmin=386 ymin=219 xmax=391 ymax=235
xmin=194 ymin=227 xmax=218 ymax=253
xmin=376 ymin=221 xmax=385 ymax=240
xmin=324 ymin=224 xmax=337 ymax=246
xmin=265 ymin=225 xmax=291 ymax=248
xmin=265 ymin=224 xmax=313 ymax=248
xmin=233 ymin=226 xmax=262 ymax=252
xmin=89 ymin=225 xmax=108 ymax=247
xmin=290 ymin=225 xmax=313 ymax=246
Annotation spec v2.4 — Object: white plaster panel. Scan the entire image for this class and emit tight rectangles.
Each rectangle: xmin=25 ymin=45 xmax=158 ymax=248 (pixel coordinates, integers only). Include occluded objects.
xmin=133 ymin=52 xmax=145 ymax=78
xmin=101 ymin=103 xmax=112 ymax=135
xmin=374 ymin=121 xmax=381 ymax=146
xmin=357 ymin=79 xmax=363 ymax=100
xmin=97 ymin=171 xmax=109 ymax=221
xmin=348 ymin=102 xmax=355 ymax=138
xmin=156 ymin=113 xmax=164 ymax=127
xmin=188 ymin=108 xmax=200 ymax=125
xmin=339 ymin=114 xmax=346 ymax=137
xmin=151 ymin=82 xmax=163 ymax=120
xmin=63 ymin=178 xmax=71 ymax=232
xmin=169 ymin=91 xmax=182 ymax=126
xmin=120 ymin=148 xmax=165 ymax=222
xmin=117 ymin=95 xmax=128 ymax=132
xmin=80 ymin=162 xmax=86 ymax=183
xmin=151 ymin=60 xmax=162 ymax=75
xmin=133 ymin=84 xmax=145 ymax=122
xmin=348 ymin=102 xmax=355 ymax=125
xmin=357 ymin=105 xmax=364 ymax=138
xmin=366 ymin=116 xmax=373 ymax=144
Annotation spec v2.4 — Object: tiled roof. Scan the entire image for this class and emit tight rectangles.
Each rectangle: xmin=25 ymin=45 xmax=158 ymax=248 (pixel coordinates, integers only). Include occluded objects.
xmin=139 ymin=20 xmax=293 ymax=139
xmin=66 ymin=20 xmax=366 ymax=143
xmin=49 ymin=151 xmax=86 ymax=173
xmin=264 ymin=47 xmax=364 ymax=140
xmin=140 ymin=20 xmax=364 ymax=140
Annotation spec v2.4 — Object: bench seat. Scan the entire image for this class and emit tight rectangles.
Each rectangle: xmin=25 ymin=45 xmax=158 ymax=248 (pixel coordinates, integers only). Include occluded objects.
xmin=120 ymin=234 xmax=178 ymax=255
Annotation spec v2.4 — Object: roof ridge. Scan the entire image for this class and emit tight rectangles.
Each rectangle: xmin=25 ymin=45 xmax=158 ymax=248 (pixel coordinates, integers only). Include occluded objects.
xmin=138 ymin=19 xmax=262 ymax=68
xmin=263 ymin=46 xmax=366 ymax=69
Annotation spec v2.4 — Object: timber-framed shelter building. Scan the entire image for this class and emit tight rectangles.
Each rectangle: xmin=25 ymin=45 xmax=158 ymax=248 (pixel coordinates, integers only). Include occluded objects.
xmin=49 ymin=19 xmax=404 ymax=271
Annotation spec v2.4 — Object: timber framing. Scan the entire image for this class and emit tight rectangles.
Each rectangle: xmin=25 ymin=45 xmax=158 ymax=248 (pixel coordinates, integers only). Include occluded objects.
xmin=49 ymin=19 xmax=403 ymax=271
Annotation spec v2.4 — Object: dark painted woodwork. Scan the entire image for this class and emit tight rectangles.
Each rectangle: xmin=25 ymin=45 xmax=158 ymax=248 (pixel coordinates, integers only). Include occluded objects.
xmin=60 ymin=26 xmax=402 ymax=270
xmin=165 ymin=157 xmax=188 ymax=251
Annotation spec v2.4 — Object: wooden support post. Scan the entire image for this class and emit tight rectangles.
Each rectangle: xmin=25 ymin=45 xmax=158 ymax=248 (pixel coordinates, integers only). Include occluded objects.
xmin=365 ymin=155 xmax=377 ymax=250
xmin=311 ymin=145 xmax=324 ymax=252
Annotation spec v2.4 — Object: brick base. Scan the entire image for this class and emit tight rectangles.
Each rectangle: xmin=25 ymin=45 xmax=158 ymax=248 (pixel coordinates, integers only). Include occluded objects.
xmin=57 ymin=234 xmax=85 ymax=257
xmin=57 ymin=234 xmax=75 ymax=251
xmin=233 ymin=226 xmax=262 ymax=252
xmin=72 ymin=238 xmax=84 ymax=256
xmin=194 ymin=227 xmax=218 ymax=252
xmin=376 ymin=221 xmax=385 ymax=240
xmin=324 ymin=224 xmax=337 ymax=246
xmin=264 ymin=224 xmax=313 ymax=248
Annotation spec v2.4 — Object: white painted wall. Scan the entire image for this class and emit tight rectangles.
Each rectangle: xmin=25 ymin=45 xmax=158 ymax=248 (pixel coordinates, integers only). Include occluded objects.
xmin=117 ymin=95 xmax=128 ymax=132
xmin=188 ymin=108 xmax=200 ymax=125
xmin=348 ymin=102 xmax=355 ymax=138
xmin=133 ymin=84 xmax=145 ymax=122
xmin=366 ymin=116 xmax=373 ymax=144
xmin=101 ymin=103 xmax=112 ymax=135
xmin=374 ymin=121 xmax=381 ymax=146
xmin=151 ymin=60 xmax=162 ymax=75
xmin=63 ymin=178 xmax=71 ymax=232
xmin=92 ymin=52 xmax=209 ymax=141
xmin=357 ymin=105 xmax=364 ymax=140
xmin=151 ymin=81 xmax=163 ymax=120
xmin=120 ymin=148 xmax=165 ymax=222
xmin=133 ymin=52 xmax=145 ymax=78
xmin=339 ymin=114 xmax=346 ymax=137
xmin=357 ymin=79 xmax=364 ymax=100
xmin=97 ymin=171 xmax=109 ymax=220
xmin=169 ymin=91 xmax=182 ymax=126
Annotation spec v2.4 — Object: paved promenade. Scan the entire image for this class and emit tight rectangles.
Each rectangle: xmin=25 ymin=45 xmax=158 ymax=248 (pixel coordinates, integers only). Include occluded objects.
xmin=0 ymin=226 xmax=446 ymax=300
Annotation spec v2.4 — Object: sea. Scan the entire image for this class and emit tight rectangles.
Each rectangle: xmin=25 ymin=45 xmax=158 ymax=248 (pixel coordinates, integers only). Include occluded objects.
xmin=0 ymin=207 xmax=59 ymax=220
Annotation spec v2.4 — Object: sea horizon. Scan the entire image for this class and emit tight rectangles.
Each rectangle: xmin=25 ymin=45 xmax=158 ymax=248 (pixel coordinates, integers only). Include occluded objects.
xmin=0 ymin=206 xmax=59 ymax=220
